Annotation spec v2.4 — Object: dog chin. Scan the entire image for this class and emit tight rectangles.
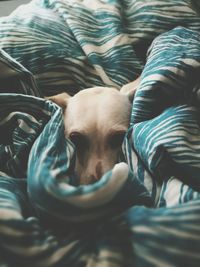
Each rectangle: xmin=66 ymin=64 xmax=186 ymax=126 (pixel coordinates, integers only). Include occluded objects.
xmin=80 ymin=178 xmax=96 ymax=185
xmin=78 ymin=175 xmax=99 ymax=185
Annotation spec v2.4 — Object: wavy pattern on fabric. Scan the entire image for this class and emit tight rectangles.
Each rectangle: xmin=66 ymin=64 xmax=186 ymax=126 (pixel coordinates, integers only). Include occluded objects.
xmin=132 ymin=27 xmax=200 ymax=124
xmin=0 ymin=0 xmax=200 ymax=266
xmin=1 ymin=0 xmax=200 ymax=97
xmin=125 ymin=200 xmax=200 ymax=266
xmin=133 ymin=105 xmax=200 ymax=184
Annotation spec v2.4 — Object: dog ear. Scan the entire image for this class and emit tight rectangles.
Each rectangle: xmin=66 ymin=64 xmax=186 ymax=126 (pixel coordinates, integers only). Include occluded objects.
xmin=46 ymin=92 xmax=71 ymax=109
xmin=120 ymin=76 xmax=140 ymax=102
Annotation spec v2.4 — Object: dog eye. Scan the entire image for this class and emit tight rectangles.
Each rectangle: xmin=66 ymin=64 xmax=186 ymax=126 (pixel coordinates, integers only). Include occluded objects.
xmin=109 ymin=131 xmax=126 ymax=148
xmin=69 ymin=132 xmax=87 ymax=150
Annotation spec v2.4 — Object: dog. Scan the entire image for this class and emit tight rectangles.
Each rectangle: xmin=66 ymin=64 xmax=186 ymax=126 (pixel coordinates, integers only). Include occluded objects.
xmin=47 ymin=77 xmax=140 ymax=184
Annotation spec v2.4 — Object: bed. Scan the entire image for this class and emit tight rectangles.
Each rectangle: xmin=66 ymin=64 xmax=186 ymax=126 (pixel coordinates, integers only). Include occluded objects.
xmin=0 ymin=0 xmax=200 ymax=266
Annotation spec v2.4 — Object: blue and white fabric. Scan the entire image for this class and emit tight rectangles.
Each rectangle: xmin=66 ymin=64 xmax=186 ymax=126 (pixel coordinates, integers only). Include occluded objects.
xmin=0 ymin=0 xmax=200 ymax=266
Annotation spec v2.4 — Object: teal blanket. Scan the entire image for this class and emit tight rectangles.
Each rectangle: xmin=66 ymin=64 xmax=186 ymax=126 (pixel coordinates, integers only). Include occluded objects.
xmin=0 ymin=0 xmax=200 ymax=266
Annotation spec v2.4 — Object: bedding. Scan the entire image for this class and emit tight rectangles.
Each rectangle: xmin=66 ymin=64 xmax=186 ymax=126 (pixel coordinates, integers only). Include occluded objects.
xmin=0 ymin=0 xmax=200 ymax=266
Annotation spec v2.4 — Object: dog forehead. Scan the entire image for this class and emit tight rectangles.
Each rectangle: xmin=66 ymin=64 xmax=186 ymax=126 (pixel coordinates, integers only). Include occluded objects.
xmin=69 ymin=86 xmax=129 ymax=109
xmin=65 ymin=87 xmax=131 ymax=133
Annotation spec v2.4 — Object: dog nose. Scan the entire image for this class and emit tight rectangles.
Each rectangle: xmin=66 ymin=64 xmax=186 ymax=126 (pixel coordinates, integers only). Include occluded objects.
xmin=87 ymin=161 xmax=103 ymax=183
xmin=95 ymin=161 xmax=102 ymax=180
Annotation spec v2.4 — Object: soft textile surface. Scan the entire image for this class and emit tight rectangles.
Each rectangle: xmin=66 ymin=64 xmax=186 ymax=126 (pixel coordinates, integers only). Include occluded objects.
xmin=0 ymin=0 xmax=200 ymax=266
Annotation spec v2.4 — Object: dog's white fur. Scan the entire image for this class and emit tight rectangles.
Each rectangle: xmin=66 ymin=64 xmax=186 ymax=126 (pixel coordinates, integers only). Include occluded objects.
xmin=48 ymin=77 xmax=140 ymax=184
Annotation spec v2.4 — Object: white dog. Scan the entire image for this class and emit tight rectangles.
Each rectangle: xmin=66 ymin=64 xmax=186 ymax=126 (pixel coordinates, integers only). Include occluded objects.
xmin=48 ymin=77 xmax=140 ymax=184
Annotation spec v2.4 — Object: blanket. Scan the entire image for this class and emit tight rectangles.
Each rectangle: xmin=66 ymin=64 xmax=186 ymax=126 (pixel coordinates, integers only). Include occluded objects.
xmin=0 ymin=0 xmax=200 ymax=266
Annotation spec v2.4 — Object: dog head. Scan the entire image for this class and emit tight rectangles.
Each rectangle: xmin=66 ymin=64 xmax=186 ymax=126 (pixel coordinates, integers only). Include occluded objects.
xmin=47 ymin=78 xmax=139 ymax=184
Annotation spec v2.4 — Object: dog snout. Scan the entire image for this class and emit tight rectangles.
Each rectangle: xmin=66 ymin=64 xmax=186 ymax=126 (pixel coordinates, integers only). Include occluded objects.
xmin=95 ymin=161 xmax=103 ymax=180
xmin=86 ymin=161 xmax=103 ymax=184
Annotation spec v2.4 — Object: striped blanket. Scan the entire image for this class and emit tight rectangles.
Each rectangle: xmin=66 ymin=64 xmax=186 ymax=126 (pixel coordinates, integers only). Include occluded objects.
xmin=0 ymin=0 xmax=200 ymax=266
